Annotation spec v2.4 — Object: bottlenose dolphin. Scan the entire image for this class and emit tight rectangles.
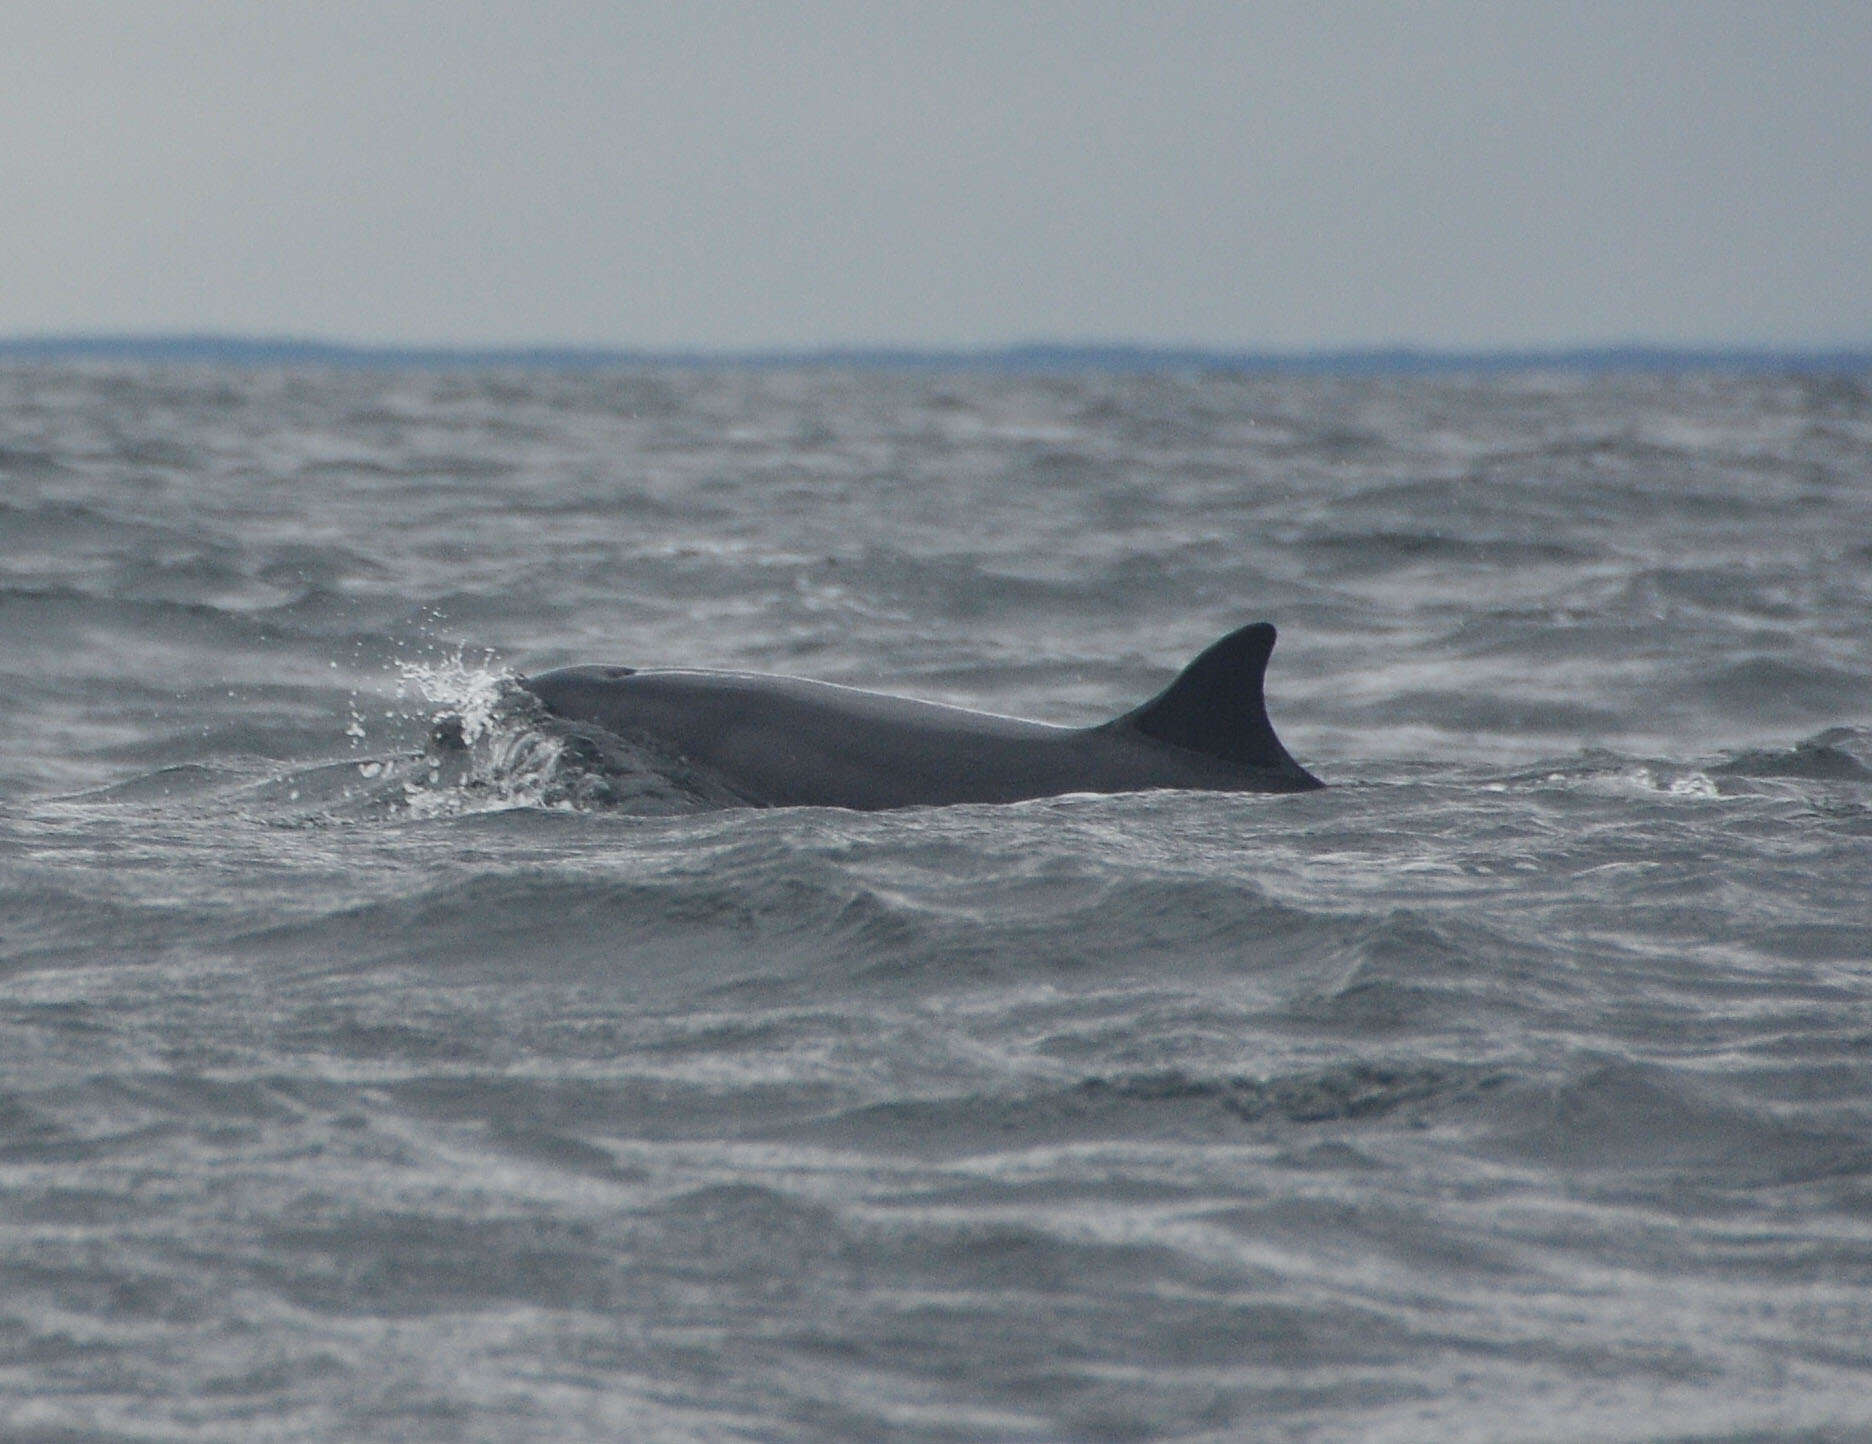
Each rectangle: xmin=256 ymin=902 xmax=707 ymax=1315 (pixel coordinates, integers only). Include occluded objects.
xmin=520 ymin=621 xmax=1322 ymax=810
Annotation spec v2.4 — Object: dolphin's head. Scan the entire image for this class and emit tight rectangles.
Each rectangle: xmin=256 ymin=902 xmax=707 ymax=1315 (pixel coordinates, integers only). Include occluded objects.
xmin=520 ymin=665 xmax=637 ymax=724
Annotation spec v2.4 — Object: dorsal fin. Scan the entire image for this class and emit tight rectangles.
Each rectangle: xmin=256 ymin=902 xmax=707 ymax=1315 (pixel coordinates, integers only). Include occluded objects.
xmin=1108 ymin=622 xmax=1315 ymax=780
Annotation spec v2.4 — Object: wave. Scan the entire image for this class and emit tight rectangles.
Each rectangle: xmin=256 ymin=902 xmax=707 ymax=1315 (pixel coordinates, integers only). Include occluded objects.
xmin=1298 ymin=530 xmax=1593 ymax=573
xmin=1711 ymin=727 xmax=1872 ymax=782
xmin=1484 ymin=1059 xmax=1872 ymax=1188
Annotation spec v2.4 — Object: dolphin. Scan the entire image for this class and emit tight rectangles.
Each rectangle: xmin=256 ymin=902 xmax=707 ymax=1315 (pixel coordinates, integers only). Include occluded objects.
xmin=520 ymin=621 xmax=1322 ymax=810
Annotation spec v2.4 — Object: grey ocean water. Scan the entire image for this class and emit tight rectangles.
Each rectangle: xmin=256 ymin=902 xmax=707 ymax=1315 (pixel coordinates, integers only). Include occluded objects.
xmin=2 ymin=363 xmax=1870 ymax=1442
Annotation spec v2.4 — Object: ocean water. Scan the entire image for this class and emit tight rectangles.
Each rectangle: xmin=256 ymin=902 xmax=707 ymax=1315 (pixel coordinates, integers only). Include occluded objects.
xmin=2 ymin=362 xmax=1870 ymax=1442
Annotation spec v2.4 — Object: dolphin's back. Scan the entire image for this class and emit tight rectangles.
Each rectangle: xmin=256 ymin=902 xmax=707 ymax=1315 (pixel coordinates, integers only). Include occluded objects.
xmin=522 ymin=622 xmax=1322 ymax=809
xmin=526 ymin=668 xmax=1095 ymax=808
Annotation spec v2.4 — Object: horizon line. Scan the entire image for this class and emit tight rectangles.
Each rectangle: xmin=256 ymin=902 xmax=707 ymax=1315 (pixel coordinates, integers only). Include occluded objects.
xmin=2 ymin=332 xmax=1869 ymax=374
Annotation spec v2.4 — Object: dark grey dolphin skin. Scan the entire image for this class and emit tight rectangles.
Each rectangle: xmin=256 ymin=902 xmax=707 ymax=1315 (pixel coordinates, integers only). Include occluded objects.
xmin=520 ymin=621 xmax=1322 ymax=810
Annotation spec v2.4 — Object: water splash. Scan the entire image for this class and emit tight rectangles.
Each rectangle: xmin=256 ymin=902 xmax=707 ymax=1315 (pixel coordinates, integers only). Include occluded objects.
xmin=378 ymin=648 xmax=716 ymax=816
xmin=397 ymin=647 xmax=512 ymax=750
xmin=380 ymin=649 xmax=560 ymax=815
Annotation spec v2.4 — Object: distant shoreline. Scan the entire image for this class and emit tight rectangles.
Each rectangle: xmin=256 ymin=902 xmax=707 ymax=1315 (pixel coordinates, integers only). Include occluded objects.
xmin=2 ymin=335 xmax=1868 ymax=374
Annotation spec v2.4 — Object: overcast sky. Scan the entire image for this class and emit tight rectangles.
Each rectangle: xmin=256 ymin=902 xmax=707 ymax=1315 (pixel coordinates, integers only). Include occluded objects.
xmin=4 ymin=2 xmax=1869 ymax=350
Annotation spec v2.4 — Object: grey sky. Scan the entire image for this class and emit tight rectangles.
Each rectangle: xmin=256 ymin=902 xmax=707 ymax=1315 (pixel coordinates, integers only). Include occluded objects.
xmin=5 ymin=1 xmax=1869 ymax=349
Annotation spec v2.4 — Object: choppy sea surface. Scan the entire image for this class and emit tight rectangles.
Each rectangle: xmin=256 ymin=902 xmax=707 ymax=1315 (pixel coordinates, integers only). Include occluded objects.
xmin=2 ymin=363 xmax=1871 ymax=1442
